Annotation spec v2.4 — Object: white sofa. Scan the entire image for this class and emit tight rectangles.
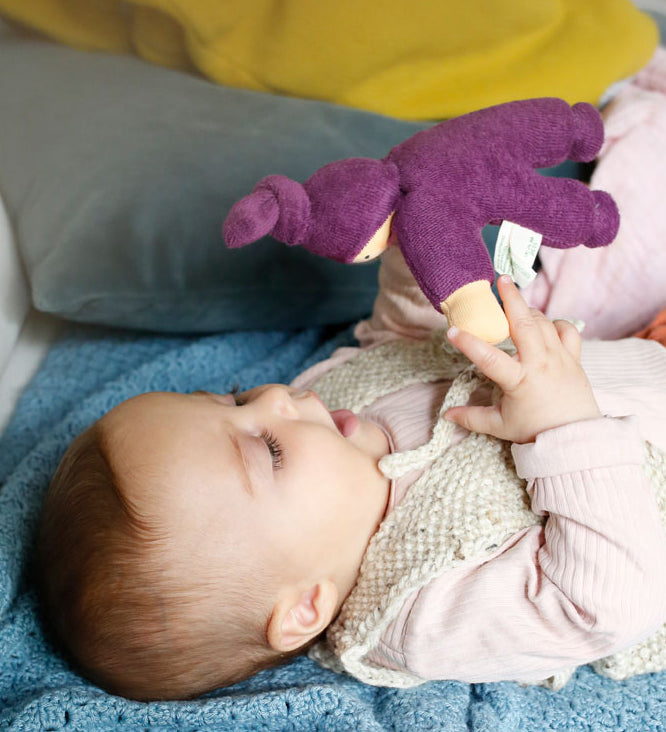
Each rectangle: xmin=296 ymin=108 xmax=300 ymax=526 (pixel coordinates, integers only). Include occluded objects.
xmin=0 ymin=189 xmax=61 ymax=434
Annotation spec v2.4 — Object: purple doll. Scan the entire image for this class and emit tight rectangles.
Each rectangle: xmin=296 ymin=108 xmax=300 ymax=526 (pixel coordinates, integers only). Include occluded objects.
xmin=223 ymin=98 xmax=619 ymax=343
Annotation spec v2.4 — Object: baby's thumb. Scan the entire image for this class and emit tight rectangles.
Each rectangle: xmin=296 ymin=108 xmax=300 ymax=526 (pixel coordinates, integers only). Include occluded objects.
xmin=444 ymin=405 xmax=505 ymax=439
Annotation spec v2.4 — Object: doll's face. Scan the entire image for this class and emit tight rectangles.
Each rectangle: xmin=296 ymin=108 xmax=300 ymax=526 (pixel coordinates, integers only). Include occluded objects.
xmin=353 ymin=213 xmax=395 ymax=263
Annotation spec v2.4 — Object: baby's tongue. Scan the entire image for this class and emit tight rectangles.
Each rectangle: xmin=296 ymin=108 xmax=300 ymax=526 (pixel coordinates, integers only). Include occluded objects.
xmin=330 ymin=409 xmax=359 ymax=438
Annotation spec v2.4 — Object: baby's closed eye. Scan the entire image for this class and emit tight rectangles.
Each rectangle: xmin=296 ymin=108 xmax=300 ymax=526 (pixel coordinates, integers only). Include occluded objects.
xmin=261 ymin=430 xmax=284 ymax=470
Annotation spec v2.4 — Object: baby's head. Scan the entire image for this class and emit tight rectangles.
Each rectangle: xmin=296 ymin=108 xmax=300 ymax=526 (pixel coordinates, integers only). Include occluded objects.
xmin=35 ymin=385 xmax=389 ymax=699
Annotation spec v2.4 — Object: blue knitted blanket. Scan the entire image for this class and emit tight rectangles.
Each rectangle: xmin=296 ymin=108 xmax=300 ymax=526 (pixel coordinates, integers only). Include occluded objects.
xmin=2 ymin=324 xmax=666 ymax=731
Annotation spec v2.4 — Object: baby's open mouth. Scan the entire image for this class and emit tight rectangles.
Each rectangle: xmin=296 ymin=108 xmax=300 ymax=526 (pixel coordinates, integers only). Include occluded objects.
xmin=330 ymin=409 xmax=359 ymax=437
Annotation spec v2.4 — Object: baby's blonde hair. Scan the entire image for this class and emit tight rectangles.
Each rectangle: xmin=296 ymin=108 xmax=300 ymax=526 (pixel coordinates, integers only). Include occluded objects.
xmin=35 ymin=421 xmax=291 ymax=700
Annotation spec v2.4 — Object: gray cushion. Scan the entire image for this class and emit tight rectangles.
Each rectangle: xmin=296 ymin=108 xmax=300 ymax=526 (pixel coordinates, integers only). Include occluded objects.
xmin=0 ymin=37 xmax=426 ymax=332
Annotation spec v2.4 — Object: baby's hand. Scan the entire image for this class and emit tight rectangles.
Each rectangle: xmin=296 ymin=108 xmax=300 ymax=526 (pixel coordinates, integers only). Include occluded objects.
xmin=445 ymin=275 xmax=601 ymax=443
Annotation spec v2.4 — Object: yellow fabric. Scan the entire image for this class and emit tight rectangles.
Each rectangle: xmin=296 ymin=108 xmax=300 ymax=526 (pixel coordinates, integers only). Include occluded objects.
xmin=0 ymin=0 xmax=658 ymax=120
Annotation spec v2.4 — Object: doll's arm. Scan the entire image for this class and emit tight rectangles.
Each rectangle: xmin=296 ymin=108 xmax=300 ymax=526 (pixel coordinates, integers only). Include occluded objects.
xmin=439 ymin=281 xmax=509 ymax=344
xmin=356 ymin=244 xmax=507 ymax=348
xmin=392 ymin=193 xmax=511 ymax=344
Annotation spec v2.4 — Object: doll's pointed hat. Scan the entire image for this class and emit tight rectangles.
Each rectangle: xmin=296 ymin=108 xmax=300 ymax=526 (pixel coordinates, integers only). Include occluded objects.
xmin=223 ymin=158 xmax=400 ymax=262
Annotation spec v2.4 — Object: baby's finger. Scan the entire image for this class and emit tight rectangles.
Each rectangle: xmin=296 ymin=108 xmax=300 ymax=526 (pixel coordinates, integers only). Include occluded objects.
xmin=553 ymin=319 xmax=582 ymax=360
xmin=497 ymin=276 xmax=546 ymax=362
xmin=531 ymin=308 xmax=564 ymax=351
xmin=444 ymin=404 xmax=506 ymax=440
xmin=447 ymin=325 xmax=520 ymax=390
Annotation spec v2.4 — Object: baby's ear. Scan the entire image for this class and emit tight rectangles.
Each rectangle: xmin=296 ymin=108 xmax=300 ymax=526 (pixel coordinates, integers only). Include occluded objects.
xmin=267 ymin=580 xmax=338 ymax=653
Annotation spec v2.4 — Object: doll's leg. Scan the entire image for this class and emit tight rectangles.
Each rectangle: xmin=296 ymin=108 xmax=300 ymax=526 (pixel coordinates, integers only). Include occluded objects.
xmin=569 ymin=102 xmax=606 ymax=161
xmin=503 ymin=177 xmax=619 ymax=249
xmin=523 ymin=62 xmax=666 ymax=339
xmin=487 ymin=99 xmax=604 ymax=168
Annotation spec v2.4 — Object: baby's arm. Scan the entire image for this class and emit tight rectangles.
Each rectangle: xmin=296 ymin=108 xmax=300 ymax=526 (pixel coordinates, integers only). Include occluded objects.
xmin=354 ymin=246 xmax=452 ymax=348
xmin=417 ymin=277 xmax=666 ymax=679
xmin=444 ymin=274 xmax=601 ymax=443
xmin=371 ymin=278 xmax=666 ymax=681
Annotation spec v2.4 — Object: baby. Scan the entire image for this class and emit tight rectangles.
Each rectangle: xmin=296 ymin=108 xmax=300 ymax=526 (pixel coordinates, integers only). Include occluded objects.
xmin=35 ymin=51 xmax=666 ymax=700
xmin=35 ymin=240 xmax=666 ymax=700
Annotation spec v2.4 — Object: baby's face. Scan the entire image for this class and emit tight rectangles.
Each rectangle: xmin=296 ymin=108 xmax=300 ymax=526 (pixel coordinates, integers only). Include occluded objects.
xmin=100 ymin=386 xmax=391 ymax=598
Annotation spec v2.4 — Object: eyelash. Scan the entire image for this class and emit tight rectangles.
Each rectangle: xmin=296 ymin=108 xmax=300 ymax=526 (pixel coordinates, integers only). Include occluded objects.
xmin=261 ymin=430 xmax=284 ymax=470
xmin=231 ymin=390 xmax=283 ymax=470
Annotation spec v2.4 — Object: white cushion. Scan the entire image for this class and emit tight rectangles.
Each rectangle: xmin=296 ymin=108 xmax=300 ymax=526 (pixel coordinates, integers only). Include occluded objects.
xmin=0 ymin=192 xmax=30 ymax=378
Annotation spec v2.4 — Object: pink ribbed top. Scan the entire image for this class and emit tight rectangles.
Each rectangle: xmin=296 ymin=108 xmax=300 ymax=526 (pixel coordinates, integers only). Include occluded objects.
xmin=292 ymin=246 xmax=666 ymax=684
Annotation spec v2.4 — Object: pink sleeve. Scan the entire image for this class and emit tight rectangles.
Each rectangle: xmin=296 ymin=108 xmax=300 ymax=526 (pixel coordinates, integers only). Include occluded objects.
xmin=371 ymin=416 xmax=666 ymax=683
xmin=293 ymin=246 xmax=451 ymax=388
xmin=353 ymin=246 xmax=451 ymax=348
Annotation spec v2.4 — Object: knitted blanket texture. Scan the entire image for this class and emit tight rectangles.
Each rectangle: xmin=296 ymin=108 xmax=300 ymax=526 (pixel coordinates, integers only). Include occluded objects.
xmin=2 ymin=324 xmax=666 ymax=731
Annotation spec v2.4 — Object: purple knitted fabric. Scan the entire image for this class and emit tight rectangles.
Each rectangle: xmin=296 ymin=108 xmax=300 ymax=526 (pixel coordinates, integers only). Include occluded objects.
xmin=223 ymin=98 xmax=619 ymax=310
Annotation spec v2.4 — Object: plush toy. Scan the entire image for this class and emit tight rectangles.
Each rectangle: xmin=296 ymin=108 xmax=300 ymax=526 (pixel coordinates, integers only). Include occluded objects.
xmin=223 ymin=98 xmax=619 ymax=343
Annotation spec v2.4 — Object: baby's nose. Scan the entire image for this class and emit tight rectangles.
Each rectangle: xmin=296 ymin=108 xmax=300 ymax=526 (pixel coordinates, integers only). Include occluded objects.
xmin=262 ymin=385 xmax=300 ymax=417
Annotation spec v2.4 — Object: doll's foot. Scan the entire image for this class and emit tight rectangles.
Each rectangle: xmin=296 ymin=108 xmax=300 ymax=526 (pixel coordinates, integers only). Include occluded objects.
xmin=440 ymin=280 xmax=510 ymax=344
xmin=570 ymin=102 xmax=604 ymax=161
xmin=584 ymin=190 xmax=620 ymax=247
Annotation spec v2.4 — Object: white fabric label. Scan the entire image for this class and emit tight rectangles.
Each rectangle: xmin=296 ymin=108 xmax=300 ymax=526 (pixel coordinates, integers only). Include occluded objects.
xmin=493 ymin=220 xmax=542 ymax=288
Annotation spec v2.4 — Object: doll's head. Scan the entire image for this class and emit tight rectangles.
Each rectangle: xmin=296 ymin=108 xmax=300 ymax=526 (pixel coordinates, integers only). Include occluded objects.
xmin=224 ymin=158 xmax=400 ymax=263
xmin=35 ymin=386 xmax=390 ymax=700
